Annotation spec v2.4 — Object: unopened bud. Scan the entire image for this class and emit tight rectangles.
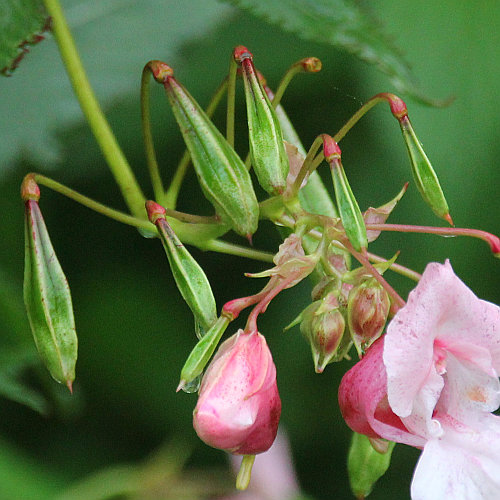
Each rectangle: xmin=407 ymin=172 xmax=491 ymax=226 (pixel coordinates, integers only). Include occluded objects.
xmin=348 ymin=278 xmax=390 ymax=357
xmin=300 ymin=294 xmax=346 ymax=373
xmin=193 ymin=330 xmax=281 ymax=455
xmin=348 ymin=432 xmax=395 ymax=499
xmin=234 ymin=46 xmax=289 ymax=195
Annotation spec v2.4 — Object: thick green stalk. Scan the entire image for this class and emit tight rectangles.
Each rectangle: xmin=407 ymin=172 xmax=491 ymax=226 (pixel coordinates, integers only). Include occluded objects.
xmin=42 ymin=0 xmax=146 ymax=220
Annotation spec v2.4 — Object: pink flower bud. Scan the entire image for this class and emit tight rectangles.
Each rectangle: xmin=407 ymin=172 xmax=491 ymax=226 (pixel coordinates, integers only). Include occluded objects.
xmin=348 ymin=278 xmax=390 ymax=356
xmin=193 ymin=330 xmax=281 ymax=455
xmin=300 ymin=296 xmax=347 ymax=373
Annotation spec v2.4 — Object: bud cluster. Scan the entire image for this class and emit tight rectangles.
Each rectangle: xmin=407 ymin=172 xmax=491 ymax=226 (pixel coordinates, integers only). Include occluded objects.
xmin=18 ymin=40 xmax=500 ymax=498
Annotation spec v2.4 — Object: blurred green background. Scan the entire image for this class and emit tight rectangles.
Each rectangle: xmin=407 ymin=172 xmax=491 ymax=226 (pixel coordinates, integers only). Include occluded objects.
xmin=0 ymin=1 xmax=498 ymax=499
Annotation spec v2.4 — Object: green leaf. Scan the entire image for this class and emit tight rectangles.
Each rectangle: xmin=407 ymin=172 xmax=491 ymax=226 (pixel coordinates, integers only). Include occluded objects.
xmin=0 ymin=0 xmax=49 ymax=76
xmin=222 ymin=0 xmax=427 ymax=101
xmin=0 ymin=345 xmax=50 ymax=415
xmin=0 ymin=0 xmax=235 ymax=173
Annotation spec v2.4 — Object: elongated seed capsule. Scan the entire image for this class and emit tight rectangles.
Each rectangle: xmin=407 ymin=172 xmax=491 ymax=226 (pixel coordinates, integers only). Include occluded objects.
xmin=177 ymin=315 xmax=231 ymax=391
xmin=22 ymin=176 xmax=77 ymax=391
xmin=323 ymin=135 xmax=368 ymax=252
xmin=146 ymin=201 xmax=217 ymax=332
xmin=234 ymin=46 xmax=289 ymax=195
xmin=384 ymin=93 xmax=452 ymax=225
xmin=147 ymin=61 xmax=259 ymax=239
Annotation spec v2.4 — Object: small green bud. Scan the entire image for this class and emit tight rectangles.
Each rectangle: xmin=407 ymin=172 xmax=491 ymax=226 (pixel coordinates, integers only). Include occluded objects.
xmin=348 ymin=278 xmax=390 ymax=357
xmin=323 ymin=135 xmax=367 ymax=252
xmin=150 ymin=61 xmax=259 ymax=239
xmin=348 ymin=432 xmax=395 ymax=499
xmin=22 ymin=178 xmax=77 ymax=390
xmin=234 ymin=46 xmax=289 ymax=195
xmin=300 ymin=294 xmax=346 ymax=373
xmin=146 ymin=201 xmax=217 ymax=332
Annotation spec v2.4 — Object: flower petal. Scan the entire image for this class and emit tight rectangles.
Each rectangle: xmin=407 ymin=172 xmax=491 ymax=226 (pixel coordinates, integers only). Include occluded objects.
xmin=411 ymin=417 xmax=500 ymax=500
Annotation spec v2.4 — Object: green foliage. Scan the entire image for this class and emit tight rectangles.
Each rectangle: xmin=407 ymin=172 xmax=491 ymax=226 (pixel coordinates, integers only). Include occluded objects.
xmin=0 ymin=1 xmax=498 ymax=499
xmin=0 ymin=0 xmax=48 ymax=75
xmin=0 ymin=0 xmax=235 ymax=172
xmin=221 ymin=0 xmax=423 ymax=99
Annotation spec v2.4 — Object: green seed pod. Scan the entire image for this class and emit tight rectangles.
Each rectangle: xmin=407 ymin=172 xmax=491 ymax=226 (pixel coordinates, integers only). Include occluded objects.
xmin=348 ymin=432 xmax=395 ymax=499
xmin=22 ymin=179 xmax=77 ymax=390
xmin=386 ymin=94 xmax=452 ymax=225
xmin=323 ymin=135 xmax=367 ymax=252
xmin=146 ymin=201 xmax=217 ymax=332
xmin=149 ymin=61 xmax=259 ymax=239
xmin=348 ymin=278 xmax=390 ymax=357
xmin=178 ymin=315 xmax=231 ymax=391
xmin=234 ymin=46 xmax=289 ymax=195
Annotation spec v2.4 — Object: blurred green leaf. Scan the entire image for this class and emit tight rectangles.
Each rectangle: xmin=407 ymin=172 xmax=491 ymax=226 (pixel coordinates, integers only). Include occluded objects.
xmin=221 ymin=0 xmax=428 ymax=101
xmin=0 ymin=0 xmax=235 ymax=173
xmin=0 ymin=0 xmax=48 ymax=75
xmin=0 ymin=345 xmax=50 ymax=415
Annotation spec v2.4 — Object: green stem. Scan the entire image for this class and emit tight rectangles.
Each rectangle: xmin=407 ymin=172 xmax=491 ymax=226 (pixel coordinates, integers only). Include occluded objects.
xmin=288 ymin=135 xmax=323 ymax=198
xmin=201 ymin=240 xmax=274 ymax=262
xmin=32 ymin=174 xmax=153 ymax=232
xmin=43 ymin=0 xmax=146 ymax=220
xmin=164 ymin=78 xmax=229 ymax=208
xmin=333 ymin=95 xmax=388 ymax=143
xmin=366 ymin=252 xmax=421 ymax=282
xmin=141 ymin=65 xmax=166 ymax=200
xmin=226 ymin=56 xmax=238 ymax=147
xmin=271 ymin=63 xmax=304 ymax=109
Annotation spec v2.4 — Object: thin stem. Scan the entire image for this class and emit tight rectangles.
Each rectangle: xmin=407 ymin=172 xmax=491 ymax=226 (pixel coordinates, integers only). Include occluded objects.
xmin=164 ymin=78 xmax=229 ymax=208
xmin=202 ymin=240 xmax=274 ymax=263
xmin=245 ymin=274 xmax=297 ymax=333
xmin=141 ymin=66 xmax=165 ymax=200
xmin=164 ymin=208 xmax=219 ymax=225
xmin=236 ymin=455 xmax=256 ymax=491
xmin=271 ymin=64 xmax=304 ymax=109
xmin=346 ymin=242 xmax=406 ymax=312
xmin=288 ymin=135 xmax=324 ymax=198
xmin=226 ymin=56 xmax=238 ymax=147
xmin=31 ymin=174 xmax=153 ymax=232
xmin=42 ymin=0 xmax=146 ymax=219
xmin=366 ymin=223 xmax=500 ymax=255
xmin=271 ymin=57 xmax=322 ymax=109
xmin=366 ymin=252 xmax=421 ymax=282
xmin=333 ymin=95 xmax=388 ymax=143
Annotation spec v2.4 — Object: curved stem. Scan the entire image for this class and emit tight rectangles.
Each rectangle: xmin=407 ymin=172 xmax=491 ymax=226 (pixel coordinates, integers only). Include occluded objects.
xmin=164 ymin=208 xmax=219 ymax=225
xmin=366 ymin=252 xmax=421 ymax=282
xmin=346 ymin=242 xmax=406 ymax=313
xmin=42 ymin=0 xmax=146 ymax=220
xmin=366 ymin=223 xmax=500 ymax=255
xmin=333 ymin=96 xmax=387 ymax=143
xmin=31 ymin=174 xmax=153 ymax=232
xmin=141 ymin=66 xmax=165 ymax=200
xmin=201 ymin=240 xmax=274 ymax=262
xmin=288 ymin=135 xmax=323 ymax=198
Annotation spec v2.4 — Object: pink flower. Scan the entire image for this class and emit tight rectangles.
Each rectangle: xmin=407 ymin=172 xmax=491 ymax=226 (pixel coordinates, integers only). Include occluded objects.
xmin=193 ymin=330 xmax=281 ymax=455
xmin=339 ymin=261 xmax=500 ymax=499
